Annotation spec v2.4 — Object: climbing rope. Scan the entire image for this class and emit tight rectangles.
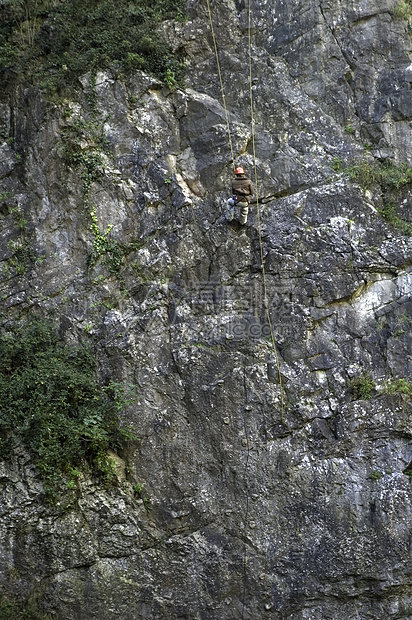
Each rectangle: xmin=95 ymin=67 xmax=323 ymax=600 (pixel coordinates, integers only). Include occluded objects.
xmin=247 ymin=0 xmax=285 ymax=423
xmin=205 ymin=0 xmax=236 ymax=173
xmin=241 ymin=368 xmax=251 ymax=620
xmin=205 ymin=0 xmax=285 ymax=422
xmin=204 ymin=8 xmax=286 ymax=616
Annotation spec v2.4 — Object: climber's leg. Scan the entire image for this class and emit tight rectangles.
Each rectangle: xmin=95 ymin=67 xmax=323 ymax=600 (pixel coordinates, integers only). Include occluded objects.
xmin=238 ymin=202 xmax=249 ymax=225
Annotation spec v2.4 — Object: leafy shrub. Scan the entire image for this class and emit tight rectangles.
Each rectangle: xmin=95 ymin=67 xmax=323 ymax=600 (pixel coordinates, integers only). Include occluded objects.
xmin=0 ymin=0 xmax=186 ymax=94
xmin=0 ymin=320 xmax=137 ymax=503
xmin=350 ymin=372 xmax=376 ymax=400
xmin=379 ymin=161 xmax=412 ymax=189
xmin=88 ymin=205 xmax=123 ymax=274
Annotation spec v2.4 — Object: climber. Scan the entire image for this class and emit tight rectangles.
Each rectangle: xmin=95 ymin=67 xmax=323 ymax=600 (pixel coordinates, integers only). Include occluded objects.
xmin=225 ymin=167 xmax=254 ymax=225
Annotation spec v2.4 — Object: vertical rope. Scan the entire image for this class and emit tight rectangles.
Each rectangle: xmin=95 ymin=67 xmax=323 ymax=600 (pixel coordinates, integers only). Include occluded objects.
xmin=206 ymin=0 xmax=236 ymax=172
xmin=204 ymin=4 xmax=286 ymax=618
xmin=241 ymin=370 xmax=251 ymax=620
xmin=248 ymin=0 xmax=284 ymax=423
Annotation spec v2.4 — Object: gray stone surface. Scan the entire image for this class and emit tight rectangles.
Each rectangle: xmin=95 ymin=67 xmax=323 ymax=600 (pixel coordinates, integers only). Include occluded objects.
xmin=1 ymin=0 xmax=412 ymax=618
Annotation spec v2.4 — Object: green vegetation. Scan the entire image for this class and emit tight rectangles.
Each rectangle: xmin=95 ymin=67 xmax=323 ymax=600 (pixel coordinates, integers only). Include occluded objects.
xmin=343 ymin=158 xmax=378 ymax=188
xmin=332 ymin=156 xmax=412 ymax=192
xmin=60 ymin=85 xmax=124 ymax=276
xmin=58 ymin=78 xmax=147 ymax=279
xmin=87 ymin=205 xmax=146 ymax=276
xmin=0 ymin=191 xmax=12 ymax=203
xmin=60 ymin=96 xmax=109 ymax=206
xmin=382 ymin=377 xmax=412 ymax=398
xmin=0 ymin=203 xmax=34 ymax=280
xmin=344 ymin=159 xmax=412 ymax=190
xmin=393 ymin=0 xmax=412 ymax=29
xmin=378 ymin=202 xmax=412 ymax=236
xmin=8 ymin=204 xmax=28 ymax=230
xmin=350 ymin=373 xmax=412 ymax=402
xmin=88 ymin=205 xmax=123 ymax=274
xmin=0 ymin=597 xmax=52 ymax=620
xmin=0 ymin=0 xmax=186 ymax=95
xmin=333 ymin=157 xmax=412 ymax=235
xmin=369 ymin=470 xmax=382 ymax=480
xmin=344 ymin=125 xmax=355 ymax=135
xmin=5 ymin=238 xmax=34 ymax=277
xmin=331 ymin=156 xmax=343 ymax=172
xmin=0 ymin=320 xmax=138 ymax=504
xmin=350 ymin=372 xmax=376 ymax=400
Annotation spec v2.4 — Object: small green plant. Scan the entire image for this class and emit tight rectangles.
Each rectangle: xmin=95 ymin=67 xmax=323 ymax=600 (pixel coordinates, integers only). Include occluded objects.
xmin=394 ymin=328 xmax=405 ymax=337
xmin=164 ymin=67 xmax=178 ymax=90
xmin=393 ymin=0 xmax=412 ymax=26
xmin=143 ymin=497 xmax=153 ymax=511
xmin=6 ymin=238 xmax=35 ymax=276
xmin=133 ymin=482 xmax=152 ymax=511
xmin=88 ymin=205 xmax=123 ymax=274
xmin=344 ymin=159 xmax=378 ymax=187
xmin=403 ymin=465 xmax=412 ymax=478
xmin=382 ymin=378 xmax=412 ymax=398
xmin=127 ymin=94 xmax=138 ymax=107
xmin=65 ymin=467 xmax=82 ymax=490
xmin=378 ymin=202 xmax=412 ymax=236
xmin=350 ymin=372 xmax=376 ymax=400
xmin=89 ymin=205 xmax=113 ymax=249
xmin=0 ymin=191 xmax=11 ymax=202
xmin=35 ymin=254 xmax=46 ymax=266
xmin=369 ymin=470 xmax=382 ymax=480
xmin=331 ymin=156 xmax=343 ymax=172
xmin=340 ymin=158 xmax=412 ymax=234
xmin=0 ymin=320 xmax=138 ymax=504
xmin=344 ymin=125 xmax=355 ymax=135
xmin=9 ymin=204 xmax=28 ymax=230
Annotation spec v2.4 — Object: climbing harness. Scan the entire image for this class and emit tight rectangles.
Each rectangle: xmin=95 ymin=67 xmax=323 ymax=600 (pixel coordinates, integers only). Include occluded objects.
xmin=206 ymin=0 xmax=285 ymax=423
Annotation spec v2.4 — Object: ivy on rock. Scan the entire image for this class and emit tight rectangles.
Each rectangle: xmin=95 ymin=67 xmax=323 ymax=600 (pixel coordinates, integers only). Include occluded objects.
xmin=0 ymin=320 xmax=138 ymax=504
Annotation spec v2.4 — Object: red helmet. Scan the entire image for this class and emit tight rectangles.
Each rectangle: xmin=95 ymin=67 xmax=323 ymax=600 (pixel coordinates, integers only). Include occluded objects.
xmin=235 ymin=167 xmax=245 ymax=175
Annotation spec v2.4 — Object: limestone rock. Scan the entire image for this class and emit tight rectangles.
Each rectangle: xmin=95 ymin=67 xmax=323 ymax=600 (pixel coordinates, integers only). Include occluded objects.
xmin=0 ymin=0 xmax=412 ymax=618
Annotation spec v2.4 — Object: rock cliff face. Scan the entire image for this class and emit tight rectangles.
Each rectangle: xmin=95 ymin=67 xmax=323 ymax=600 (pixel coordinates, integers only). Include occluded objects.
xmin=1 ymin=0 xmax=412 ymax=618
